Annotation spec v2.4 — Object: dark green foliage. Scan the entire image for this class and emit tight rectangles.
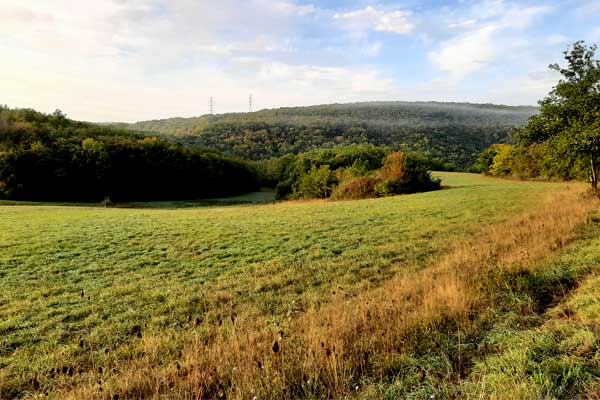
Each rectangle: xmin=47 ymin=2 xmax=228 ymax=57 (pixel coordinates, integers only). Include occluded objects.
xmin=272 ymin=144 xmax=389 ymax=199
xmin=268 ymin=145 xmax=440 ymax=200
xmin=0 ymin=107 xmax=259 ymax=201
xmin=119 ymin=102 xmax=537 ymax=168
xmin=479 ymin=145 xmax=499 ymax=174
xmin=292 ymin=165 xmax=336 ymax=199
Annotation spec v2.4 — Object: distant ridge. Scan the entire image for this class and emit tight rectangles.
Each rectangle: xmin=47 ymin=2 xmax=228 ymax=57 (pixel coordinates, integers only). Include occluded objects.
xmin=113 ymin=101 xmax=538 ymax=167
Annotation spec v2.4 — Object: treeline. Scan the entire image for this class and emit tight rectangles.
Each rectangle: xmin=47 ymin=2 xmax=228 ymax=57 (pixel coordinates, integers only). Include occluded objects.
xmin=479 ymin=143 xmax=586 ymax=180
xmin=0 ymin=107 xmax=258 ymax=201
xmin=479 ymin=41 xmax=600 ymax=187
xmin=121 ymin=102 xmax=537 ymax=169
xmin=252 ymin=144 xmax=440 ymax=200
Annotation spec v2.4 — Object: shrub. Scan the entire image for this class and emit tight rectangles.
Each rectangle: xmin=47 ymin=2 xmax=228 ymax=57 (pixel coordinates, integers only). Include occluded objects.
xmin=331 ymin=151 xmax=441 ymax=200
xmin=292 ymin=165 xmax=336 ymax=199
xmin=489 ymin=144 xmax=517 ymax=176
xmin=380 ymin=151 xmax=441 ymax=194
xmin=479 ymin=145 xmax=500 ymax=174
xmin=479 ymin=142 xmax=589 ymax=180
xmin=331 ymin=176 xmax=376 ymax=200
xmin=373 ymin=181 xmax=392 ymax=197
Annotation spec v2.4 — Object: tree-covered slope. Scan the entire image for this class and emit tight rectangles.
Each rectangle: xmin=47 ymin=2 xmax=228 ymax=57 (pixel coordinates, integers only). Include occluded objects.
xmin=120 ymin=102 xmax=538 ymax=168
xmin=0 ymin=106 xmax=259 ymax=201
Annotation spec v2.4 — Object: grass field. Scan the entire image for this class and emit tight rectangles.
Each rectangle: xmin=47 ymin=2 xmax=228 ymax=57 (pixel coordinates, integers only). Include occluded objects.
xmin=0 ymin=173 xmax=597 ymax=399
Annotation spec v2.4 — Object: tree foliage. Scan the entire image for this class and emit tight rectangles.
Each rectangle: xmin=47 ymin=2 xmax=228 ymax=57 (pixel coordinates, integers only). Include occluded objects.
xmin=263 ymin=144 xmax=440 ymax=200
xmin=513 ymin=41 xmax=600 ymax=188
xmin=0 ymin=107 xmax=259 ymax=201
xmin=120 ymin=102 xmax=537 ymax=169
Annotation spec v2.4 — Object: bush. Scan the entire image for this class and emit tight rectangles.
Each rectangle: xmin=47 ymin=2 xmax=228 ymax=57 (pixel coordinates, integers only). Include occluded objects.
xmin=292 ymin=165 xmax=336 ymax=199
xmin=479 ymin=142 xmax=588 ymax=180
xmin=331 ymin=151 xmax=441 ymax=200
xmin=489 ymin=144 xmax=517 ymax=176
xmin=275 ymin=144 xmax=389 ymax=199
xmin=331 ymin=176 xmax=376 ymax=200
xmin=380 ymin=151 xmax=441 ymax=194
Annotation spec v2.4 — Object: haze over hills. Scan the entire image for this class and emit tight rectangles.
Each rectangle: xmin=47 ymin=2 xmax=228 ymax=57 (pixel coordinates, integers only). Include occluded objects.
xmin=114 ymin=101 xmax=539 ymax=168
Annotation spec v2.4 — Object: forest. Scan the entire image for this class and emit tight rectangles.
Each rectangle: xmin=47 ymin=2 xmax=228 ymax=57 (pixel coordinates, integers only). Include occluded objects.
xmin=0 ymin=107 xmax=259 ymax=201
xmin=0 ymin=107 xmax=448 ymax=202
xmin=117 ymin=101 xmax=537 ymax=169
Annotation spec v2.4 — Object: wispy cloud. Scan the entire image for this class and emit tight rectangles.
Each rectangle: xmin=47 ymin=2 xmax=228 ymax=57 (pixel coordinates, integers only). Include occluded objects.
xmin=0 ymin=0 xmax=592 ymax=121
xmin=333 ymin=6 xmax=414 ymax=36
xmin=428 ymin=1 xmax=554 ymax=79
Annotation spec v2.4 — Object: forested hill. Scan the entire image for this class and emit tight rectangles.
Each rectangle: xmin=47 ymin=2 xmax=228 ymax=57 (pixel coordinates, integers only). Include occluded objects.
xmin=0 ymin=106 xmax=259 ymax=201
xmin=117 ymin=102 xmax=539 ymax=168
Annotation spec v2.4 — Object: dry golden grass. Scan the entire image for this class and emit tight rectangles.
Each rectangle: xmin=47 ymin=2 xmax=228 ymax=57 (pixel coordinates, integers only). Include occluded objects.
xmin=56 ymin=183 xmax=598 ymax=399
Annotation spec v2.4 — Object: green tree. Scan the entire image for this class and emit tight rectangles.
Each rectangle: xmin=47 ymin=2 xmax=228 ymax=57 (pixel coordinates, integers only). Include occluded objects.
xmin=293 ymin=165 xmax=335 ymax=199
xmin=515 ymin=41 xmax=600 ymax=189
xmin=488 ymin=144 xmax=517 ymax=176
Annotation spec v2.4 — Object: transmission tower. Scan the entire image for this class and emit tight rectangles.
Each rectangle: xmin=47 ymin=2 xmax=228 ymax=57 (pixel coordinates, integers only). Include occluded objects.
xmin=209 ymin=97 xmax=214 ymax=115
xmin=249 ymin=94 xmax=253 ymax=113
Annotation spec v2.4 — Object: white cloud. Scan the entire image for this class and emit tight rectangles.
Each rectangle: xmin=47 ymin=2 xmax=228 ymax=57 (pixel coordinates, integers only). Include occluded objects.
xmin=333 ymin=6 xmax=414 ymax=35
xmin=362 ymin=42 xmax=383 ymax=57
xmin=575 ymin=1 xmax=600 ymax=17
xmin=429 ymin=26 xmax=498 ymax=78
xmin=0 ymin=0 xmax=333 ymax=121
xmin=0 ymin=0 xmax=590 ymax=120
xmin=257 ymin=61 xmax=395 ymax=97
xmin=545 ymin=34 xmax=568 ymax=46
xmin=590 ymin=28 xmax=600 ymax=43
xmin=267 ymin=1 xmax=316 ymax=16
xmin=428 ymin=1 xmax=553 ymax=79
xmin=448 ymin=19 xmax=478 ymax=29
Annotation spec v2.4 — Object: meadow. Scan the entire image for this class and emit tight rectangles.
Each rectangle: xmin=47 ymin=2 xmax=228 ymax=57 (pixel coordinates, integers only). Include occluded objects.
xmin=1 ymin=172 xmax=598 ymax=399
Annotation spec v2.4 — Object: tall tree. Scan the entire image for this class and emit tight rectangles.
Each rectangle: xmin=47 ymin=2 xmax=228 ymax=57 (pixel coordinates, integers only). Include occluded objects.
xmin=515 ymin=41 xmax=600 ymax=189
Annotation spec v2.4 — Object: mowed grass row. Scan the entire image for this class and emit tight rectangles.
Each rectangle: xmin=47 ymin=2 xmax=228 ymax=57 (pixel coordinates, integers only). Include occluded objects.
xmin=0 ymin=173 xmax=565 ymax=398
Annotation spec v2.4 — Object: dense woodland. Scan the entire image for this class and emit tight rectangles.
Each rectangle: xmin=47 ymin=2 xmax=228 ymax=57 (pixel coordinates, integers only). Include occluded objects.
xmin=480 ymin=42 xmax=600 ymax=187
xmin=4 ymin=100 xmax=531 ymax=202
xmin=0 ymin=107 xmax=259 ymax=201
xmin=118 ymin=102 xmax=537 ymax=169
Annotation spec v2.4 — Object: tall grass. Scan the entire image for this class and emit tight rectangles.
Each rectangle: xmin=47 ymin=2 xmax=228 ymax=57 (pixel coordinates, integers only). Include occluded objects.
xmin=58 ymin=184 xmax=598 ymax=399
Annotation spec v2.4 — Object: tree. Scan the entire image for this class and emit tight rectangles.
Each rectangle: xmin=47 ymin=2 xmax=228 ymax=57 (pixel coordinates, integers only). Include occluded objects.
xmin=488 ymin=144 xmax=516 ymax=176
xmin=515 ymin=41 xmax=600 ymax=189
xmin=293 ymin=165 xmax=335 ymax=199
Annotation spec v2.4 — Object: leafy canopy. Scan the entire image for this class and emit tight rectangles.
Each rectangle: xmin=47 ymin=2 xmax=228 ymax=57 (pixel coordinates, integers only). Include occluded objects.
xmin=515 ymin=41 xmax=600 ymax=187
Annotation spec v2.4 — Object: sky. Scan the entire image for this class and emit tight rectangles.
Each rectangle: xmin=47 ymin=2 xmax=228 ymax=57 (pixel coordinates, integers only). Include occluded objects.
xmin=1 ymin=0 xmax=599 ymax=122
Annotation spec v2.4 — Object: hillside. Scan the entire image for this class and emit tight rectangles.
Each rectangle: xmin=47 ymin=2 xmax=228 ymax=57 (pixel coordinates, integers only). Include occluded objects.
xmin=2 ymin=173 xmax=598 ymax=399
xmin=0 ymin=107 xmax=259 ymax=201
xmin=119 ymin=102 xmax=539 ymax=168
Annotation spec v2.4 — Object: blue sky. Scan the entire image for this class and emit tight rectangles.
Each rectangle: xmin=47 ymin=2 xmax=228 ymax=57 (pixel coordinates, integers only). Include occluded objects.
xmin=1 ymin=0 xmax=599 ymax=122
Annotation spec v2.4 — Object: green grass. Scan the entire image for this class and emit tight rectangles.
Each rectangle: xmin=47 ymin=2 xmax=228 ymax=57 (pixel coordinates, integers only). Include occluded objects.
xmin=0 ymin=173 xmax=565 ymax=398
xmin=121 ymin=189 xmax=277 ymax=208
xmin=460 ymin=217 xmax=600 ymax=399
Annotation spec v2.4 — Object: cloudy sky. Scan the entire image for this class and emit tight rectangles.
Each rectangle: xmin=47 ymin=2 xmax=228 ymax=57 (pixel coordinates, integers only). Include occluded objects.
xmin=1 ymin=0 xmax=599 ymax=122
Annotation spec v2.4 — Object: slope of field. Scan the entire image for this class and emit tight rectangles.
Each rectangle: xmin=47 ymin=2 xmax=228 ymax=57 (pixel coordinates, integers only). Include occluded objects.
xmin=0 ymin=173 xmax=591 ymax=399
xmin=117 ymin=102 xmax=538 ymax=167
xmin=460 ymin=231 xmax=600 ymax=399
